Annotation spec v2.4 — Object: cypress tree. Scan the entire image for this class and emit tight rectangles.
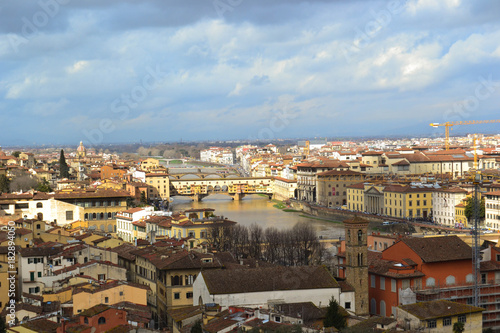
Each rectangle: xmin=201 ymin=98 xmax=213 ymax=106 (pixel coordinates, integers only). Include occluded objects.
xmin=59 ymin=149 xmax=70 ymax=178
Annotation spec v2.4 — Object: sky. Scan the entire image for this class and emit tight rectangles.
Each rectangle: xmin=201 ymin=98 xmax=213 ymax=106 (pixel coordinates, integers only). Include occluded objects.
xmin=1 ymin=0 xmax=500 ymax=146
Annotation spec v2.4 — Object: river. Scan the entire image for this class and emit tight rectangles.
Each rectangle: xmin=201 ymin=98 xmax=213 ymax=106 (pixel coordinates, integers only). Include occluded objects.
xmin=170 ymin=194 xmax=345 ymax=240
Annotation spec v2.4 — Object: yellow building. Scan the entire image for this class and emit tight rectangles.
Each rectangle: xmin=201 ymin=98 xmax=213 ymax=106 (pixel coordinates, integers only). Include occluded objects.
xmin=384 ymin=185 xmax=434 ymax=219
xmin=455 ymin=202 xmax=468 ymax=227
xmin=146 ymin=172 xmax=170 ymax=200
xmin=397 ymin=300 xmax=483 ymax=333
xmin=132 ymin=246 xmax=224 ymax=329
xmin=141 ymin=158 xmax=160 ymax=171
xmin=347 ymin=183 xmax=366 ymax=211
xmin=0 ymin=260 xmax=9 ymax=312
xmin=272 ymin=177 xmax=297 ymax=201
xmin=72 ymin=280 xmax=148 ymax=315
xmin=55 ymin=188 xmax=130 ymax=232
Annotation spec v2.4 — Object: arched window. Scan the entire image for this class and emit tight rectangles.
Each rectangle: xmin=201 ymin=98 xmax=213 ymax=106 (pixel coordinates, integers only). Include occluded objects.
xmin=84 ymin=213 xmax=89 ymax=220
xmin=380 ymin=300 xmax=386 ymax=317
xmin=172 ymin=275 xmax=181 ymax=286
xmin=358 ymin=230 xmax=363 ymax=243
xmin=466 ymin=273 xmax=474 ymax=283
xmin=446 ymin=275 xmax=456 ymax=285
xmin=100 ymin=213 xmax=104 ymax=220
xmin=426 ymin=277 xmax=435 ymax=287
xmin=370 ymin=298 xmax=376 ymax=314
xmin=36 ymin=202 xmax=43 ymax=208
xmin=107 ymin=212 xmax=112 ymax=219
xmin=92 ymin=213 xmax=97 ymax=219
xmin=98 ymin=317 xmax=106 ymax=325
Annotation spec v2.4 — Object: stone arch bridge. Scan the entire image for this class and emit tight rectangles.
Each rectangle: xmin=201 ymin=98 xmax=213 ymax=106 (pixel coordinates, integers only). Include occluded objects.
xmin=169 ymin=177 xmax=273 ymax=201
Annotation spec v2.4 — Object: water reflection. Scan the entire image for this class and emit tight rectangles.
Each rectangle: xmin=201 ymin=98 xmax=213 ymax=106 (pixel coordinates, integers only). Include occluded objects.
xmin=170 ymin=194 xmax=344 ymax=239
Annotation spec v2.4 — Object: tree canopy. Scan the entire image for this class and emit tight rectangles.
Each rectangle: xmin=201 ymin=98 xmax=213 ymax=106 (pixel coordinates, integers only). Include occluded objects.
xmin=464 ymin=196 xmax=485 ymax=222
xmin=324 ymin=297 xmax=346 ymax=330
xmin=59 ymin=149 xmax=70 ymax=179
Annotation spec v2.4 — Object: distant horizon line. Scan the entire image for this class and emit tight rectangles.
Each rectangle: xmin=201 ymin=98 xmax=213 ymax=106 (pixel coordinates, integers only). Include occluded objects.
xmin=1 ymin=132 xmax=500 ymax=150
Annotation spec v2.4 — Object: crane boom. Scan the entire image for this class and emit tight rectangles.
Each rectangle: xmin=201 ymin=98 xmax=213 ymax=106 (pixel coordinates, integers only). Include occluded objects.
xmin=429 ymin=119 xmax=500 ymax=150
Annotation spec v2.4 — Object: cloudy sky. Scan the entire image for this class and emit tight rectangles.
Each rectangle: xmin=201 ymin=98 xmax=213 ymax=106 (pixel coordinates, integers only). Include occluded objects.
xmin=1 ymin=0 xmax=500 ymax=146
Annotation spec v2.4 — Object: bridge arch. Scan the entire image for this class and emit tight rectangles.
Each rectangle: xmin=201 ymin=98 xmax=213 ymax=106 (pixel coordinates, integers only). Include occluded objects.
xmin=205 ymin=174 xmax=222 ymax=179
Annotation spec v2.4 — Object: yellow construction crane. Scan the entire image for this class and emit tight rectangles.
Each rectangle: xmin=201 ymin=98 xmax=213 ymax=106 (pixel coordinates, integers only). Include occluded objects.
xmin=429 ymin=119 xmax=500 ymax=150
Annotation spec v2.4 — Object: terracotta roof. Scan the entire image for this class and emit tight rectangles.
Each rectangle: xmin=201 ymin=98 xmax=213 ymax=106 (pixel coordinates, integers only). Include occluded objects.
xmin=399 ymin=300 xmax=483 ymax=320
xmin=317 ymin=170 xmax=363 ymax=177
xmin=401 ymin=236 xmax=472 ymax=263
xmin=79 ymin=304 xmax=111 ymax=317
xmin=168 ymin=305 xmax=203 ymax=322
xmin=110 ymin=243 xmax=137 ymax=261
xmin=201 ymin=266 xmax=339 ymax=294
xmin=347 ymin=182 xmax=365 ymax=189
xmin=18 ymin=319 xmax=60 ymax=333
xmin=54 ymin=189 xmax=130 ymax=199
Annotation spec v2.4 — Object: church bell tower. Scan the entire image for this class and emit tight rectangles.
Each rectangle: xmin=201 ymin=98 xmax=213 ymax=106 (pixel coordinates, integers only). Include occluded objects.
xmin=343 ymin=215 xmax=369 ymax=316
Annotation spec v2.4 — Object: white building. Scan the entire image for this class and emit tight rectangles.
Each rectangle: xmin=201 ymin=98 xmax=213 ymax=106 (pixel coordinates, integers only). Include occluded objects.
xmin=200 ymin=147 xmax=234 ymax=165
xmin=193 ymin=266 xmax=354 ymax=311
xmin=432 ymin=187 xmax=468 ymax=227
xmin=116 ymin=206 xmax=154 ymax=242
xmin=485 ymin=190 xmax=500 ymax=231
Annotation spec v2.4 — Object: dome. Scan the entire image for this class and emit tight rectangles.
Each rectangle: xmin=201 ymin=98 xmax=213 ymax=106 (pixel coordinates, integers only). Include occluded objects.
xmin=77 ymin=141 xmax=86 ymax=152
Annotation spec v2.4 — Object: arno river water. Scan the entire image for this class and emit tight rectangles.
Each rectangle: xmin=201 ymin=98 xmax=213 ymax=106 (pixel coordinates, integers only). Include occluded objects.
xmin=170 ymin=194 xmax=345 ymax=240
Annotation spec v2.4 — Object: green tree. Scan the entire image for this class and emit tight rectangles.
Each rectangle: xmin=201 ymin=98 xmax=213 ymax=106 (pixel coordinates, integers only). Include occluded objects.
xmin=36 ymin=178 xmax=52 ymax=192
xmin=324 ymin=297 xmax=346 ymax=330
xmin=140 ymin=191 xmax=147 ymax=205
xmin=0 ymin=174 xmax=9 ymax=193
xmin=126 ymin=197 xmax=135 ymax=208
xmin=464 ymin=196 xmax=485 ymax=222
xmin=191 ymin=320 xmax=202 ymax=333
xmin=0 ymin=315 xmax=6 ymax=333
xmin=453 ymin=321 xmax=464 ymax=333
xmin=59 ymin=149 xmax=70 ymax=178
xmin=12 ymin=151 xmax=21 ymax=158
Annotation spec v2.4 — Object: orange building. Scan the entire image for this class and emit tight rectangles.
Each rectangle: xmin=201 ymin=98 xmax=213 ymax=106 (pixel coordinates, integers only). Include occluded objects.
xmin=338 ymin=236 xmax=500 ymax=330
xmin=59 ymin=305 xmax=128 ymax=333
xmin=101 ymin=165 xmax=128 ymax=180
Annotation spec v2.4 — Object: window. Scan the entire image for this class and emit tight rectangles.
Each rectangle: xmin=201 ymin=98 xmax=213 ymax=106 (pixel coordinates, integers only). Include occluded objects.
xmin=119 ymin=291 xmax=123 ymax=296
xmin=426 ymin=277 xmax=435 ymax=287
xmin=402 ymin=279 xmax=410 ymax=289
xmin=481 ymin=273 xmax=487 ymax=284
xmin=458 ymin=315 xmax=466 ymax=323
xmin=186 ymin=292 xmax=193 ymax=299
xmin=98 ymin=317 xmax=106 ymax=324
xmin=371 ymin=275 xmax=376 ymax=288
xmin=380 ymin=277 xmax=385 ymax=290
xmin=428 ymin=320 xmax=436 ymax=328
xmin=38 ymin=272 xmax=42 ymax=278
xmin=345 ymin=302 xmax=351 ymax=310
xmin=66 ymin=211 xmax=73 ymax=221
xmin=174 ymin=293 xmax=180 ymax=300
xmin=104 ymin=297 xmax=109 ymax=303
xmin=446 ymin=275 xmax=456 ymax=285
xmin=443 ymin=317 xmax=451 ymax=326
xmin=98 ymin=274 xmax=105 ymax=281
xmin=36 ymin=202 xmax=43 ymax=208
xmin=391 ymin=279 xmax=396 ymax=292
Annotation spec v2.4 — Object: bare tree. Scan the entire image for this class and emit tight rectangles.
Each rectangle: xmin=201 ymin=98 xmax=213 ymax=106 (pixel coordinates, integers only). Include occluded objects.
xmin=248 ymin=224 xmax=263 ymax=259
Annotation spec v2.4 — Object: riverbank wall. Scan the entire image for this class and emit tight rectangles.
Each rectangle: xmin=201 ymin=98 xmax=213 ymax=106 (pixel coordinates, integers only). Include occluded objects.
xmin=289 ymin=200 xmax=389 ymax=224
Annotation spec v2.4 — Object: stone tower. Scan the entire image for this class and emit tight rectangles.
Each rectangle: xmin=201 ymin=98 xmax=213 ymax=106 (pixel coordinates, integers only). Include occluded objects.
xmin=343 ymin=215 xmax=369 ymax=316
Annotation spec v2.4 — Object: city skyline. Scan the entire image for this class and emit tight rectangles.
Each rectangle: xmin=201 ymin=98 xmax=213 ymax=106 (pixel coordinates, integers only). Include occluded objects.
xmin=1 ymin=0 xmax=500 ymax=146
